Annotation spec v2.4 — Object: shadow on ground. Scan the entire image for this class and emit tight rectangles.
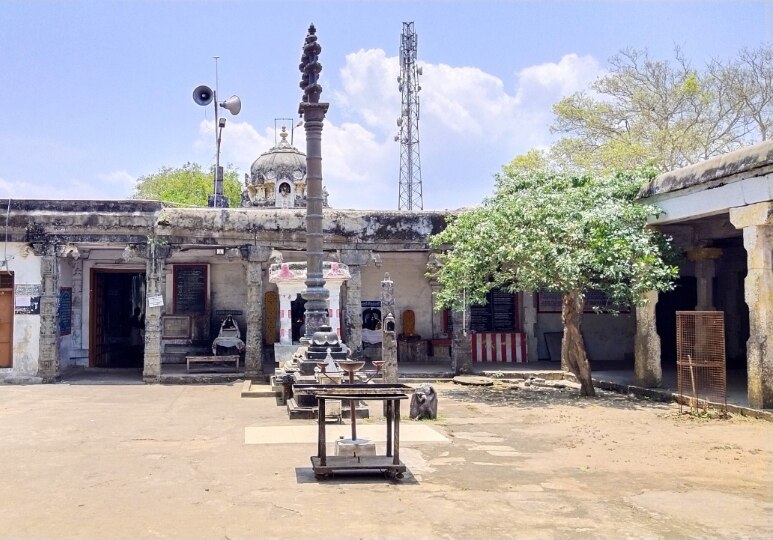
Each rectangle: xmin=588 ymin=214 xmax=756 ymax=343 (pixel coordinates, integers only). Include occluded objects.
xmin=441 ymin=381 xmax=673 ymax=413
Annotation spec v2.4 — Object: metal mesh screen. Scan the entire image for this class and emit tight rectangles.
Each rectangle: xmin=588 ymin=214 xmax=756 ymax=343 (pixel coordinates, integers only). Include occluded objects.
xmin=676 ymin=311 xmax=727 ymax=415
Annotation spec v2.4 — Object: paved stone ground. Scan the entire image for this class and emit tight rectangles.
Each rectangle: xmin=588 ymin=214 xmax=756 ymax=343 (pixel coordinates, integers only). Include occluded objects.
xmin=0 ymin=381 xmax=771 ymax=539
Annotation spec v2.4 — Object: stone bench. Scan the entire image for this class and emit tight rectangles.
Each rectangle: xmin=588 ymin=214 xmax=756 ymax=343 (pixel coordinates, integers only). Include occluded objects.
xmin=186 ymin=355 xmax=240 ymax=372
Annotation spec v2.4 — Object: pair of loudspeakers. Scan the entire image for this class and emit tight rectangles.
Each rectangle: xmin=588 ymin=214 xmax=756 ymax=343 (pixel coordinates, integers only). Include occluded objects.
xmin=193 ymin=85 xmax=241 ymax=115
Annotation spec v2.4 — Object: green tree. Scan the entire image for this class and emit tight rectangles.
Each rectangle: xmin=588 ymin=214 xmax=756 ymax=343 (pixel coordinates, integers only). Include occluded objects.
xmin=428 ymin=169 xmax=677 ymax=396
xmin=133 ymin=162 xmax=242 ymax=206
xmin=546 ymin=45 xmax=773 ymax=174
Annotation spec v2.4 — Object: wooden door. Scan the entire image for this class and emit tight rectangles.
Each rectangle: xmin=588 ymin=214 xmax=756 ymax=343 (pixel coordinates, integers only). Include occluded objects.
xmin=90 ymin=270 xmax=106 ymax=367
xmin=263 ymin=291 xmax=278 ymax=345
xmin=0 ymin=272 xmax=14 ymax=368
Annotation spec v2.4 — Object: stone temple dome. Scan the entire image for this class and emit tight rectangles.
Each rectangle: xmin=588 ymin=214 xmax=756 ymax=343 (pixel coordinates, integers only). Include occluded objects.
xmin=242 ymin=126 xmax=329 ymax=209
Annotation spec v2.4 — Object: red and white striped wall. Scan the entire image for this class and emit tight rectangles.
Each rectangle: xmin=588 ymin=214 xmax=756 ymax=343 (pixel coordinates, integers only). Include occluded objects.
xmin=471 ymin=332 xmax=527 ymax=363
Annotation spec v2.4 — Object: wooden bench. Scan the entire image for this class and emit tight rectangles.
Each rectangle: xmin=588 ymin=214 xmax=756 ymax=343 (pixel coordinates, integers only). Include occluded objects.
xmin=186 ymin=355 xmax=240 ymax=372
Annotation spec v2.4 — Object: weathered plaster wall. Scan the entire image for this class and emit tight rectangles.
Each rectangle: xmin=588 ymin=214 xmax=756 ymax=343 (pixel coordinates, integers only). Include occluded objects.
xmin=1 ymin=243 xmax=42 ymax=378
xmin=209 ymin=260 xmax=249 ymax=333
xmin=361 ymin=252 xmax=433 ymax=340
xmin=536 ymin=312 xmax=635 ymax=363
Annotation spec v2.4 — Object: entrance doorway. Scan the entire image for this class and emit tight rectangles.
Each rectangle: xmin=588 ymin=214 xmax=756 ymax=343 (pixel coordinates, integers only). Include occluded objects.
xmin=90 ymin=270 xmax=146 ymax=368
xmin=657 ymin=276 xmax=697 ymax=367
xmin=0 ymin=272 xmax=13 ymax=368
xmin=291 ymin=294 xmax=306 ymax=342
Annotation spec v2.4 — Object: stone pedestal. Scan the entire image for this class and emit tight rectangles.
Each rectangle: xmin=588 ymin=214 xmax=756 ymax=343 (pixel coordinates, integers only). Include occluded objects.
xmin=335 ymin=438 xmax=376 ymax=457
xmin=398 ymin=338 xmax=428 ymax=362
xmin=730 ymin=202 xmax=773 ymax=409
xmin=634 ymin=290 xmax=662 ymax=387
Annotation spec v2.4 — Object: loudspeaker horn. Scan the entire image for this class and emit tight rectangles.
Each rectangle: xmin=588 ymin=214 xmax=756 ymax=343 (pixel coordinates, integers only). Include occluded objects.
xmin=220 ymin=95 xmax=241 ymax=115
xmin=193 ymin=85 xmax=213 ymax=106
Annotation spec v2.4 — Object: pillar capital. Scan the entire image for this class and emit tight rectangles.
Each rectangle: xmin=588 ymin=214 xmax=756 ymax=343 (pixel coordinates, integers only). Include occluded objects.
xmin=730 ymin=201 xmax=773 ymax=229
xmin=686 ymin=247 xmax=722 ymax=262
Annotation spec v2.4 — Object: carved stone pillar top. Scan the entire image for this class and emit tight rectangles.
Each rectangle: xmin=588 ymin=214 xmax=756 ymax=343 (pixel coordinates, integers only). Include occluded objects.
xmin=686 ymin=247 xmax=722 ymax=262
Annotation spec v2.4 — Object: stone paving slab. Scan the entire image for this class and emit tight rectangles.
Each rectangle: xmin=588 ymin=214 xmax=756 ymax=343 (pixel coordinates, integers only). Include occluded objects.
xmin=245 ymin=423 xmax=450 ymax=444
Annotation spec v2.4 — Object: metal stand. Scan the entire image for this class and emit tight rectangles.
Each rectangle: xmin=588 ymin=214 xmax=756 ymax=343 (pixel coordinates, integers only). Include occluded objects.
xmin=294 ymin=383 xmax=415 ymax=480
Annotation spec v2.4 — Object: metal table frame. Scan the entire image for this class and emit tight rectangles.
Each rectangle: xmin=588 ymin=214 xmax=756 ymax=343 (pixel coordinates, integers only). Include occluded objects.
xmin=293 ymin=384 xmax=414 ymax=480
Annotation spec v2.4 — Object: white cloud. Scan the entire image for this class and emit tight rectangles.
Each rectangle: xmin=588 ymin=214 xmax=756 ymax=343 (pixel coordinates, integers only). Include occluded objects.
xmin=97 ymin=170 xmax=137 ymax=190
xmin=189 ymin=50 xmax=604 ymax=210
xmin=0 ymin=175 xmax=132 ymax=200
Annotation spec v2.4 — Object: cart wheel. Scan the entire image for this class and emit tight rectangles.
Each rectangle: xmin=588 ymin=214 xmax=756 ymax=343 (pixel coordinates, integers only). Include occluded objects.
xmin=314 ymin=473 xmax=329 ymax=480
xmin=395 ymin=472 xmax=404 ymax=479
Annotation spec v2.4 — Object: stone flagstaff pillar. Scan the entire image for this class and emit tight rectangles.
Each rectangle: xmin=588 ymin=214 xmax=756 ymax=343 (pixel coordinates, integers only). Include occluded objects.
xmin=298 ymin=24 xmax=331 ymax=340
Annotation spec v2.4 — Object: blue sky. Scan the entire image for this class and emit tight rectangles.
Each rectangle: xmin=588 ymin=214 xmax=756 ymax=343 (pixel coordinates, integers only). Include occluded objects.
xmin=0 ymin=0 xmax=768 ymax=209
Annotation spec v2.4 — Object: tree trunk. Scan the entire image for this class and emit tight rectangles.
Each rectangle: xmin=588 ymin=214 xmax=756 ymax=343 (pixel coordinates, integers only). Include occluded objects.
xmin=561 ymin=290 xmax=595 ymax=397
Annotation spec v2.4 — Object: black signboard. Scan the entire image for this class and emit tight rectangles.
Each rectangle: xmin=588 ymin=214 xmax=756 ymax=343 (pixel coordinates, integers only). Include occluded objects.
xmin=469 ymin=289 xmax=516 ymax=332
xmin=58 ymin=287 xmax=72 ymax=336
xmin=491 ymin=290 xmax=515 ymax=331
xmin=173 ymin=265 xmax=207 ymax=314
xmin=469 ymin=304 xmax=491 ymax=332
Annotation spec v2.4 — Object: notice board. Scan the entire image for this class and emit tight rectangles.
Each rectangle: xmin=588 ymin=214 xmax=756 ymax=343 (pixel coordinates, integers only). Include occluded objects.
xmin=173 ymin=264 xmax=207 ymax=314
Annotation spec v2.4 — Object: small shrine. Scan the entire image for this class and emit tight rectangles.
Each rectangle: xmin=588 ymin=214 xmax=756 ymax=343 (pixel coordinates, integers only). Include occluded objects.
xmin=268 ymin=260 xmax=351 ymax=363
xmin=241 ymin=126 xmax=329 ymax=209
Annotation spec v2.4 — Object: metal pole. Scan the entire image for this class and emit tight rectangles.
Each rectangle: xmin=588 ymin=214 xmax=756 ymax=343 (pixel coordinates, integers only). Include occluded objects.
xmin=214 ymin=91 xmax=220 ymax=208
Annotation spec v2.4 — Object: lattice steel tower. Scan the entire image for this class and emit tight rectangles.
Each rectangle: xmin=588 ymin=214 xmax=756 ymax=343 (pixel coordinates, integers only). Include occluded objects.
xmin=396 ymin=22 xmax=423 ymax=210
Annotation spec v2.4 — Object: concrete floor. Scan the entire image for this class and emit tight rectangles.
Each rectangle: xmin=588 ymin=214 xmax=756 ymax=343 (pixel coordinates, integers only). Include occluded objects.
xmin=0 ymin=381 xmax=771 ymax=539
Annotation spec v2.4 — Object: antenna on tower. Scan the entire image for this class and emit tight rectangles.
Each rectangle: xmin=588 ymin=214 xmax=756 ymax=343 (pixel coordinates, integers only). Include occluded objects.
xmin=395 ymin=21 xmax=423 ymax=211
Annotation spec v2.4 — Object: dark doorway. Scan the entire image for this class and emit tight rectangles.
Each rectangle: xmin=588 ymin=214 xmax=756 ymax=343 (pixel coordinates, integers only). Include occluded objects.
xmin=291 ymin=294 xmax=306 ymax=342
xmin=90 ymin=270 xmax=146 ymax=368
xmin=657 ymin=276 xmax=697 ymax=367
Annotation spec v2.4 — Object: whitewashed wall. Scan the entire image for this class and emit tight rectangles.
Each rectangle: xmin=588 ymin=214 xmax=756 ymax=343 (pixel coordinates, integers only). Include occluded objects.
xmin=361 ymin=252 xmax=434 ymax=339
xmin=0 ymin=243 xmax=42 ymax=379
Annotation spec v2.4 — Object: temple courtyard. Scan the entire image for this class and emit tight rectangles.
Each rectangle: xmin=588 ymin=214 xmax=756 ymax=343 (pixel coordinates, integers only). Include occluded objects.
xmin=0 ymin=380 xmax=771 ymax=539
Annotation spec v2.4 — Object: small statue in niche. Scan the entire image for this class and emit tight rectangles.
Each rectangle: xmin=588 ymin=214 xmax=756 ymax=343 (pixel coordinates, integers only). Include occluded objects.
xmin=277 ymin=182 xmax=292 ymax=208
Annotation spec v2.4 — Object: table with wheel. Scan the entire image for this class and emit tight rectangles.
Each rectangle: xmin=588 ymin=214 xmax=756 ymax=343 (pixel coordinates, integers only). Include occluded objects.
xmin=293 ymin=383 xmax=415 ymax=480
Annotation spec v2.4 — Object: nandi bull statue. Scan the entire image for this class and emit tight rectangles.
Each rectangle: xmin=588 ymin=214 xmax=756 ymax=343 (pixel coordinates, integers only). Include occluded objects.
xmin=409 ymin=383 xmax=438 ymax=420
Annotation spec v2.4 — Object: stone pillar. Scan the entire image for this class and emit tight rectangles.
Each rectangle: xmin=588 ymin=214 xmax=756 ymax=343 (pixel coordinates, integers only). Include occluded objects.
xmin=298 ymin=25 xmax=331 ymax=341
xmin=278 ymin=290 xmax=294 ymax=345
xmin=36 ymin=244 xmax=60 ymax=382
xmin=71 ymin=258 xmax=83 ymax=351
xmin=341 ymin=250 xmax=369 ymax=358
xmin=328 ymin=287 xmax=342 ymax=338
xmin=452 ymin=304 xmax=472 ymax=374
xmin=521 ymin=291 xmax=538 ymax=363
xmin=381 ymin=274 xmax=398 ymax=383
xmin=634 ymin=290 xmax=662 ymax=387
xmin=730 ymin=202 xmax=773 ymax=409
xmin=143 ymin=242 xmax=169 ymax=383
xmin=244 ymin=245 xmax=270 ymax=379
xmin=382 ymin=314 xmax=398 ymax=383
xmin=687 ymin=247 xmax=722 ymax=310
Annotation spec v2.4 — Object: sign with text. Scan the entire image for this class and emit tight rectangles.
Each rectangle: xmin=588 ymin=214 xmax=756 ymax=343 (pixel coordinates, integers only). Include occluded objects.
xmin=173 ymin=264 xmax=207 ymax=314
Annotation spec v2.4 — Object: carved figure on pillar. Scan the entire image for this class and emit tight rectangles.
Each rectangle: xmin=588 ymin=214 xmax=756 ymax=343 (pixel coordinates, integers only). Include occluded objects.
xmin=298 ymin=23 xmax=331 ymax=341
